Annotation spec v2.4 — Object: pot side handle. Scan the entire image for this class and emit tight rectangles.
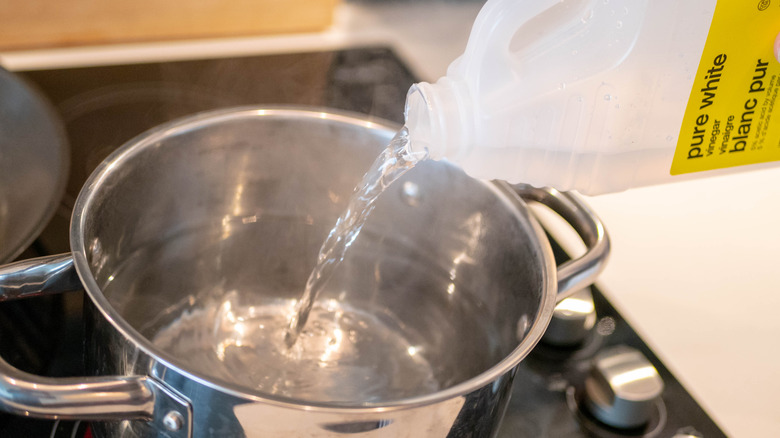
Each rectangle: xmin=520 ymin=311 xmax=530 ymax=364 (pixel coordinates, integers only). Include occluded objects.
xmin=0 ymin=253 xmax=82 ymax=300
xmin=0 ymin=253 xmax=155 ymax=421
xmin=508 ymin=184 xmax=611 ymax=301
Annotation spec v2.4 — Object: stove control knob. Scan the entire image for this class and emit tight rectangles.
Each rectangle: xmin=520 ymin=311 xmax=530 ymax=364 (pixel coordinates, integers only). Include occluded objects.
xmin=542 ymin=287 xmax=596 ymax=346
xmin=583 ymin=345 xmax=664 ymax=429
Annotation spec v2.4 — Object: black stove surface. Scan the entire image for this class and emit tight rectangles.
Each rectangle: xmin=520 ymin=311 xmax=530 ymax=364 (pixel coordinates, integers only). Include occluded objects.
xmin=3 ymin=47 xmax=727 ymax=437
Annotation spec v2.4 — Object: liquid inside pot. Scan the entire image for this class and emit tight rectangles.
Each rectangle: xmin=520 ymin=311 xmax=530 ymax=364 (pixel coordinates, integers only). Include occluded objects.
xmin=152 ymin=292 xmax=441 ymax=402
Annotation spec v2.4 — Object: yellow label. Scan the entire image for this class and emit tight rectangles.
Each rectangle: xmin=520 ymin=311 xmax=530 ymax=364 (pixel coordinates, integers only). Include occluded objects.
xmin=671 ymin=0 xmax=780 ymax=175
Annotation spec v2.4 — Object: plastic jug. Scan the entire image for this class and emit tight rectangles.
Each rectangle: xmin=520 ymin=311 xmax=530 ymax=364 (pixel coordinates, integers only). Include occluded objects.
xmin=404 ymin=0 xmax=780 ymax=194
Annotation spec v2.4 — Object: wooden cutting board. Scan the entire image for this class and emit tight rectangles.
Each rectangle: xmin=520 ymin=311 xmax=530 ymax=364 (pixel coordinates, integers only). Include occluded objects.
xmin=0 ymin=0 xmax=340 ymax=50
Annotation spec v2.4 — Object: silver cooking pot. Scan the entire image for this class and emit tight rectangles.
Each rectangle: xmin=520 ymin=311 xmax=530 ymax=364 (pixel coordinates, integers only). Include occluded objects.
xmin=0 ymin=107 xmax=608 ymax=437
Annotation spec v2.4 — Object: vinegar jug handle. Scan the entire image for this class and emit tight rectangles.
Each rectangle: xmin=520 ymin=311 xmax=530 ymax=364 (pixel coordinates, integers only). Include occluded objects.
xmin=453 ymin=0 xmax=647 ymax=103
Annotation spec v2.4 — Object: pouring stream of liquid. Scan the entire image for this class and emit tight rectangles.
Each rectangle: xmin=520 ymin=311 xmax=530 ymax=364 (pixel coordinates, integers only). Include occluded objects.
xmin=284 ymin=128 xmax=427 ymax=347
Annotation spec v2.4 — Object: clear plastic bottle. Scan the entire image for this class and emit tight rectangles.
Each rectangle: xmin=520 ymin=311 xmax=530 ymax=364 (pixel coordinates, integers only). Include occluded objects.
xmin=404 ymin=0 xmax=780 ymax=194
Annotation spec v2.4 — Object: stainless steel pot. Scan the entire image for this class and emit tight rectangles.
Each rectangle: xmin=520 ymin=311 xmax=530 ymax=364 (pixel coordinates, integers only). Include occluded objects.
xmin=0 ymin=107 xmax=609 ymax=437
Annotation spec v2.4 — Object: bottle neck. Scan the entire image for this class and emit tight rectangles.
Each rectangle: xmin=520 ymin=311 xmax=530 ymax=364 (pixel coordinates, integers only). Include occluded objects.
xmin=404 ymin=77 xmax=473 ymax=161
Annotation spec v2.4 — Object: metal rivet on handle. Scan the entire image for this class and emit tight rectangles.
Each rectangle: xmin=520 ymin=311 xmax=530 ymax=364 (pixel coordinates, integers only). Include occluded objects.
xmin=163 ymin=410 xmax=184 ymax=431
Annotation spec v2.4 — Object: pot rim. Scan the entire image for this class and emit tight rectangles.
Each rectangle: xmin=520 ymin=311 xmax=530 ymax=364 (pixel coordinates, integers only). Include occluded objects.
xmin=70 ymin=105 xmax=558 ymax=411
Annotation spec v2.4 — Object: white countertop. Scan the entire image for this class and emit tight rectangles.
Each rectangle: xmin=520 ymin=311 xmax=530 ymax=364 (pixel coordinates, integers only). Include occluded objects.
xmin=585 ymin=171 xmax=780 ymax=438
xmin=3 ymin=2 xmax=778 ymax=436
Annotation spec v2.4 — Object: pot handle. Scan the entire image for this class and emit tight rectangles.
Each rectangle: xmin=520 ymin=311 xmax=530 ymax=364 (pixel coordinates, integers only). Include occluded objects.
xmin=508 ymin=183 xmax=611 ymax=301
xmin=0 ymin=254 xmax=181 ymax=426
xmin=0 ymin=253 xmax=83 ymax=300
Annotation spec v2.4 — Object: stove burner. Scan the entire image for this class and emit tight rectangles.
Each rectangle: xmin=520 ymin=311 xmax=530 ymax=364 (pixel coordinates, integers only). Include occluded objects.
xmin=57 ymin=81 xmax=231 ymax=209
xmin=20 ymin=48 xmax=415 ymax=254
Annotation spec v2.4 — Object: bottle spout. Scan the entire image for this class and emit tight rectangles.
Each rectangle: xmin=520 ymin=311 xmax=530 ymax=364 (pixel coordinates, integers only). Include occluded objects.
xmin=404 ymin=79 xmax=471 ymax=161
xmin=404 ymin=83 xmax=438 ymax=158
